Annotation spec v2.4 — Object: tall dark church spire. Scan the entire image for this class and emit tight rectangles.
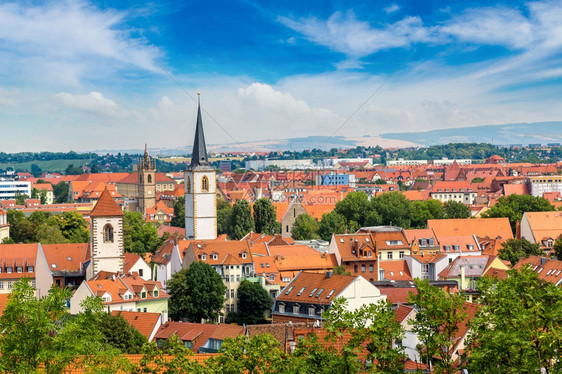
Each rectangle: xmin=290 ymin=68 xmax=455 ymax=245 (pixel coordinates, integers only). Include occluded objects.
xmin=190 ymin=93 xmax=209 ymax=168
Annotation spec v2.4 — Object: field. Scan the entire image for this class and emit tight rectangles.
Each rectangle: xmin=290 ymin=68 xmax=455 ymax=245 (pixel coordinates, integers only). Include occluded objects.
xmin=0 ymin=159 xmax=93 ymax=172
xmin=159 ymin=156 xmax=245 ymax=164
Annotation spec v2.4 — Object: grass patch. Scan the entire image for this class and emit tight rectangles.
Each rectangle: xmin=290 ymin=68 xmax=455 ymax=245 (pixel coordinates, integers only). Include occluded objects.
xmin=0 ymin=159 xmax=93 ymax=173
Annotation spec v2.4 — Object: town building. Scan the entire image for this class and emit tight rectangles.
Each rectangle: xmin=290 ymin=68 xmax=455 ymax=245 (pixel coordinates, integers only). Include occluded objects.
xmin=519 ymin=211 xmax=562 ymax=252
xmin=0 ymin=208 xmax=8 ymax=242
xmin=137 ymin=144 xmax=157 ymax=214
xmin=527 ymin=175 xmax=562 ymax=197
xmin=0 ymin=180 xmax=31 ymax=200
xmin=0 ymin=243 xmax=37 ymax=293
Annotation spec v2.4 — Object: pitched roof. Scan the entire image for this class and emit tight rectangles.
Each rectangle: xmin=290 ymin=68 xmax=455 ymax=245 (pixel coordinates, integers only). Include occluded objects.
xmin=439 ymin=255 xmax=501 ymax=278
xmin=515 ymin=256 xmax=562 ymax=285
xmin=124 ymin=252 xmax=143 ymax=274
xmin=112 ymin=311 xmax=161 ymax=340
xmin=90 ymin=188 xmax=124 ymax=217
xmin=379 ymin=260 xmax=412 ymax=281
xmin=395 ymin=304 xmax=415 ymax=323
xmin=427 ymin=217 xmax=513 ymax=245
xmin=378 ymin=286 xmax=417 ymax=304
xmin=521 ymin=211 xmax=562 ymax=243
xmin=276 ymin=272 xmax=357 ymax=305
xmin=41 ymin=243 xmax=89 ymax=273
xmin=189 ymin=98 xmax=209 ymax=168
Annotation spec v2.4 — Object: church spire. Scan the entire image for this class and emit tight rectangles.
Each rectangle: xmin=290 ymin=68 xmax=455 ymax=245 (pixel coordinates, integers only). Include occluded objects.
xmin=190 ymin=93 xmax=209 ymax=168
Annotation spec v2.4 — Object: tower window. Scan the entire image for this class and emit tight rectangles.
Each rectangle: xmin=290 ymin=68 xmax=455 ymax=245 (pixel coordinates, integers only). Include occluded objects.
xmin=147 ymin=175 xmax=152 ymax=184
xmin=103 ymin=224 xmax=114 ymax=243
xmin=202 ymin=176 xmax=209 ymax=192
xmin=186 ymin=176 xmax=191 ymax=194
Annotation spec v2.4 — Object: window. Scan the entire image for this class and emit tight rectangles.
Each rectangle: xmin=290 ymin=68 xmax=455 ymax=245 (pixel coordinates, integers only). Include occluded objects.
xmin=201 ymin=176 xmax=209 ymax=192
xmin=279 ymin=304 xmax=285 ymax=314
xmin=387 ymin=252 xmax=393 ymax=260
xmin=230 ymin=275 xmax=234 ymax=282
xmin=186 ymin=176 xmax=191 ymax=193
xmin=201 ymin=254 xmax=206 ymax=260
xmin=354 ymin=265 xmax=358 ymax=273
xmin=16 ymin=267 xmax=22 ymax=273
xmin=103 ymin=224 xmax=114 ymax=243
xmin=143 ymin=308 xmax=147 ymax=312
xmin=230 ymin=289 xmax=235 ymax=298
xmin=141 ymin=291 xmax=147 ymax=299
xmin=422 ymin=264 xmax=430 ymax=274
xmin=7 ymin=281 xmax=12 ymax=289
xmin=236 ymin=275 xmax=240 ymax=282
xmin=242 ymin=252 xmax=247 ymax=259
xmin=139 ymin=269 xmax=144 ymax=277
xmin=0 ymin=281 xmax=3 ymax=289
xmin=308 ymin=307 xmax=316 ymax=316
xmin=153 ymin=290 xmax=159 ymax=297
xmin=293 ymin=305 xmax=300 ymax=314
xmin=361 ymin=265 xmax=366 ymax=272
xmin=147 ymin=174 xmax=152 ymax=184
xmin=213 ymin=254 xmax=218 ymax=260
xmin=399 ymin=251 xmax=404 ymax=259
xmin=269 ymin=275 xmax=275 ymax=282
xmin=369 ymin=264 xmax=374 ymax=272
xmin=379 ymin=270 xmax=384 ymax=279
xmin=6 ymin=267 xmax=12 ymax=274
xmin=28 ymin=266 xmax=34 ymax=272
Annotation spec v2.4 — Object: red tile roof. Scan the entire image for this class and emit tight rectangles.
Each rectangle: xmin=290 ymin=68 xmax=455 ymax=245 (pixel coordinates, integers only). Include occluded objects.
xmin=41 ymin=243 xmax=89 ymax=272
xmin=378 ymin=286 xmax=417 ymax=304
xmin=111 ymin=311 xmax=161 ymax=340
xmin=90 ymin=188 xmax=124 ymax=217
xmin=276 ymin=272 xmax=356 ymax=306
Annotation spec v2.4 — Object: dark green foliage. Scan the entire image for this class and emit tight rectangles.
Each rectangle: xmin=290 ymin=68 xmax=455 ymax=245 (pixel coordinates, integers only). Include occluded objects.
xmin=554 ymin=236 xmax=562 ymax=260
xmin=97 ymin=313 xmax=147 ymax=354
xmin=332 ymin=265 xmax=351 ymax=276
xmin=53 ymin=181 xmax=70 ymax=203
xmin=291 ymin=213 xmax=320 ymax=240
xmin=334 ymin=191 xmax=371 ymax=228
xmin=408 ymin=279 xmax=467 ymax=373
xmin=123 ymin=211 xmax=161 ymax=254
xmin=253 ymin=198 xmax=278 ymax=235
xmin=7 ymin=209 xmax=89 ymax=244
xmin=170 ymin=196 xmax=185 ymax=228
xmin=227 ymin=200 xmax=254 ymax=239
xmin=443 ymin=200 xmax=471 ymax=219
xmin=168 ymin=262 xmax=226 ymax=322
xmin=217 ymin=200 xmax=233 ymax=236
xmin=234 ymin=280 xmax=272 ymax=325
xmin=318 ymin=211 xmax=347 ymax=240
xmin=467 ymin=267 xmax=562 ymax=373
xmin=65 ymin=163 xmax=83 ymax=175
xmin=371 ymin=192 xmax=413 ymax=228
xmin=411 ymin=199 xmax=445 ymax=228
xmin=498 ymin=238 xmax=543 ymax=266
xmin=482 ymin=194 xmax=554 ymax=230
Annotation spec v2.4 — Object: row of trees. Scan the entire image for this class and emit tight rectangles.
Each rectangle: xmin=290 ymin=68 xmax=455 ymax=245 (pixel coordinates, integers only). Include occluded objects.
xmin=4 ymin=265 xmax=559 ymax=373
xmin=4 ymin=209 xmax=164 ymax=254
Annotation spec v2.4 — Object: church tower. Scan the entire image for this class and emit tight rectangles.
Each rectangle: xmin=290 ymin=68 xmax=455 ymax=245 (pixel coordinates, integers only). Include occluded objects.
xmin=138 ymin=144 xmax=156 ymax=214
xmin=185 ymin=95 xmax=217 ymax=239
xmin=88 ymin=188 xmax=124 ymax=279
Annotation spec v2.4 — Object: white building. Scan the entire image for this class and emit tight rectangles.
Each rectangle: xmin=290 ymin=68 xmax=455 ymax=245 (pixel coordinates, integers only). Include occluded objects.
xmin=0 ymin=181 xmax=31 ymax=200
xmin=527 ymin=176 xmax=562 ymax=197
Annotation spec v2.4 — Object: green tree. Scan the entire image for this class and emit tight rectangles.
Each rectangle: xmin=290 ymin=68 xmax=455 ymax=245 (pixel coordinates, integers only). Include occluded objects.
xmin=498 ymin=238 xmax=543 ymax=266
xmin=30 ymin=163 xmax=43 ymax=177
xmin=123 ymin=211 xmax=161 ymax=254
xmin=167 ymin=261 xmax=226 ymax=322
xmin=291 ymin=213 xmax=320 ymax=240
xmin=443 ymin=200 xmax=471 ymax=219
xmin=53 ymin=181 xmax=70 ymax=203
xmin=408 ymin=279 xmax=467 ymax=373
xmin=554 ymin=236 xmax=562 ymax=260
xmin=233 ymin=280 xmax=272 ymax=325
xmin=207 ymin=334 xmax=289 ymax=374
xmin=55 ymin=211 xmax=90 ymax=243
xmin=97 ymin=313 xmax=147 ymax=354
xmin=332 ymin=265 xmax=351 ymax=276
xmin=15 ymin=191 xmax=28 ymax=205
xmin=318 ymin=211 xmax=347 ymax=241
xmin=482 ymin=194 xmax=554 ymax=230
xmin=411 ymin=199 xmax=445 ymax=228
xmin=7 ymin=210 xmax=36 ymax=243
xmin=170 ymin=196 xmax=185 ymax=228
xmin=227 ymin=200 xmax=254 ymax=239
xmin=467 ymin=267 xmax=562 ymax=373
xmin=334 ymin=191 xmax=371 ymax=228
xmin=253 ymin=198 xmax=278 ymax=235
xmin=217 ymin=199 xmax=233 ymax=236
xmin=65 ymin=163 xmax=83 ymax=175
xmin=35 ymin=224 xmax=68 ymax=244
xmin=372 ymin=192 xmax=414 ymax=228
xmin=471 ymin=177 xmax=485 ymax=183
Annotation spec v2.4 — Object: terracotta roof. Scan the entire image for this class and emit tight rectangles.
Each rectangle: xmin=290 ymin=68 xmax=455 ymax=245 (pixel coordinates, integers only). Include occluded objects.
xmin=90 ymin=188 xmax=124 ymax=217
xmin=408 ymin=253 xmax=447 ymax=264
xmin=0 ymin=243 xmax=38 ymax=279
xmin=112 ymin=311 xmax=161 ymax=340
xmin=157 ymin=225 xmax=185 ymax=237
xmin=332 ymin=233 xmax=377 ymax=262
xmin=515 ymin=256 xmax=562 ymax=285
xmin=428 ymin=217 xmax=513 ymax=245
xmin=521 ymin=211 xmax=562 ymax=244
xmin=154 ymin=322 xmax=243 ymax=352
xmin=379 ymin=260 xmax=412 ymax=281
xmin=503 ymin=183 xmax=529 ymax=196
xmin=378 ymin=286 xmax=417 ymax=304
xmin=268 ymin=244 xmax=322 ymax=257
xmin=124 ymin=252 xmax=142 ymax=274
xmin=0 ymin=293 xmax=9 ymax=317
xmin=189 ymin=240 xmax=253 ymax=266
xmin=41 ymin=243 xmax=89 ymax=272
xmin=395 ymin=304 xmax=415 ymax=323
xmin=276 ymin=272 xmax=356 ymax=305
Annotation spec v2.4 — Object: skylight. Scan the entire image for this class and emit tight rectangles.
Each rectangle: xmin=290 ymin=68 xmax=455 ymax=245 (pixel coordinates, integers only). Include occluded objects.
xmin=315 ymin=288 xmax=324 ymax=298
xmin=326 ymin=289 xmax=336 ymax=299
xmin=51 ymin=264 xmax=57 ymax=268
xmin=285 ymin=286 xmax=294 ymax=295
xmin=297 ymin=287 xmax=306 ymax=296
xmin=309 ymin=288 xmax=318 ymax=297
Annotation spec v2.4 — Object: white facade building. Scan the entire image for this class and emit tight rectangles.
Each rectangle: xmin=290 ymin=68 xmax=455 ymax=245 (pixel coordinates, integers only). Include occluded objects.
xmin=0 ymin=181 xmax=31 ymax=200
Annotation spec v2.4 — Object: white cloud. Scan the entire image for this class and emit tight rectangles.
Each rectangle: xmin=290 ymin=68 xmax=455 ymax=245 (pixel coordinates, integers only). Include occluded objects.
xmin=0 ymin=87 xmax=17 ymax=106
xmin=54 ymin=91 xmax=130 ymax=118
xmin=384 ymin=4 xmax=400 ymax=14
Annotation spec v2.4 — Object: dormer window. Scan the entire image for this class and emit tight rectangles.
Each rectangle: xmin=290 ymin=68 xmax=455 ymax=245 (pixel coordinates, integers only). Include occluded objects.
xmin=242 ymin=252 xmax=247 ymax=259
xmin=279 ymin=304 xmax=285 ymax=314
xmin=141 ymin=291 xmax=147 ymax=299
xmin=6 ymin=267 xmax=12 ymax=274
xmin=16 ymin=267 xmax=22 ymax=273
xmin=103 ymin=224 xmax=114 ymax=243
xmin=212 ymin=254 xmax=218 ymax=260
xmin=153 ymin=290 xmax=159 ymax=297
xmin=201 ymin=254 xmax=207 ymax=260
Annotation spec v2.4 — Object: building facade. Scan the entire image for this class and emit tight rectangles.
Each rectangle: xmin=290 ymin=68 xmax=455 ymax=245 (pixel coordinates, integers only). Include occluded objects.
xmin=137 ymin=144 xmax=157 ymax=214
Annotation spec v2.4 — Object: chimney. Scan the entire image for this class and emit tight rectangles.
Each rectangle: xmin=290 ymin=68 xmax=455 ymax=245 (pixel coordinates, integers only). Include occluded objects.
xmin=540 ymin=257 xmax=548 ymax=266
xmin=161 ymin=310 xmax=168 ymax=324
xmin=326 ymin=271 xmax=333 ymax=279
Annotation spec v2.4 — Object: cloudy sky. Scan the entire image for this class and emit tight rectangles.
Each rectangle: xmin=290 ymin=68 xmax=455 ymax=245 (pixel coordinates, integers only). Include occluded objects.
xmin=1 ymin=0 xmax=562 ymax=152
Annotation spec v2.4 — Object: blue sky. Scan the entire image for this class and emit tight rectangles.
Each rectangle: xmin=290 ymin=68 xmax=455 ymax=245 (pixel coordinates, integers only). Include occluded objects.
xmin=1 ymin=0 xmax=562 ymax=152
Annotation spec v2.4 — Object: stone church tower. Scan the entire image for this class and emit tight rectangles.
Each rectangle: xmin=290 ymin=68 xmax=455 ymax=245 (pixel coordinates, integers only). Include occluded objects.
xmin=138 ymin=144 xmax=156 ymax=214
xmin=185 ymin=95 xmax=217 ymax=240
xmin=87 ymin=188 xmax=124 ymax=279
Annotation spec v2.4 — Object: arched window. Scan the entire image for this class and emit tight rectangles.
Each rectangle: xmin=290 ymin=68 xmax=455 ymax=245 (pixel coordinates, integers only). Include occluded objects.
xmin=147 ymin=174 xmax=152 ymax=184
xmin=103 ymin=224 xmax=114 ymax=243
xmin=201 ymin=176 xmax=209 ymax=192
xmin=186 ymin=176 xmax=191 ymax=194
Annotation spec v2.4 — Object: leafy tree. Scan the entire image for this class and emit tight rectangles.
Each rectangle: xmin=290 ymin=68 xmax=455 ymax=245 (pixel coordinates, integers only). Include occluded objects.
xmin=30 ymin=163 xmax=43 ymax=177
xmin=408 ymin=279 xmax=467 ymax=373
xmin=372 ymin=192 xmax=414 ymax=228
xmin=36 ymin=224 xmax=68 ymax=244
xmin=467 ymin=267 xmax=562 ymax=373
xmin=443 ymin=200 xmax=471 ymax=219
xmin=217 ymin=200 xmax=233 ymax=236
xmin=332 ymin=265 xmax=351 ymax=276
xmin=207 ymin=334 xmax=289 ymax=374
xmin=227 ymin=200 xmax=254 ymax=239
xmin=123 ymin=211 xmax=161 ymax=254
xmin=334 ymin=191 xmax=371 ymax=228
xmin=7 ymin=210 xmax=36 ymax=243
xmin=55 ymin=211 xmax=89 ymax=242
xmin=97 ymin=313 xmax=147 ymax=354
xmin=233 ymin=280 xmax=272 ymax=325
xmin=167 ymin=262 xmax=226 ymax=322
xmin=170 ymin=196 xmax=185 ymax=228
xmin=470 ymin=177 xmax=485 ymax=183
xmin=291 ymin=213 xmax=320 ymax=240
xmin=65 ymin=163 xmax=83 ymax=175
xmin=318 ymin=211 xmax=347 ymax=241
xmin=411 ymin=199 xmax=445 ymax=228
xmin=554 ymin=236 xmax=562 ymax=260
xmin=15 ymin=191 xmax=28 ymax=205
xmin=498 ymin=238 xmax=543 ymax=266
xmin=482 ymin=194 xmax=554 ymax=230
xmin=253 ymin=198 xmax=278 ymax=235
xmin=53 ymin=181 xmax=70 ymax=203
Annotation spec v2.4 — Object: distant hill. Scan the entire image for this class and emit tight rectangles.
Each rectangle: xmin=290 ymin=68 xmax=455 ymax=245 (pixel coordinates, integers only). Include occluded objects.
xmin=380 ymin=121 xmax=562 ymax=146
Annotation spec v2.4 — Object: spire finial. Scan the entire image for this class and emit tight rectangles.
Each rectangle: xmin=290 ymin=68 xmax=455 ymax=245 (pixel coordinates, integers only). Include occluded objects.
xmin=197 ymin=92 xmax=200 ymax=105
